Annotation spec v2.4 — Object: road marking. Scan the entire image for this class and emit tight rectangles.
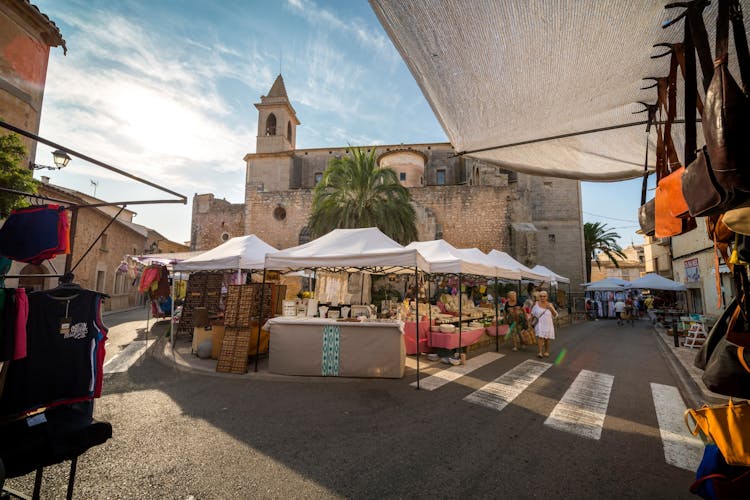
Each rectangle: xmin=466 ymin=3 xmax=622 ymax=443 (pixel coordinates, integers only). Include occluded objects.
xmin=104 ymin=339 xmax=155 ymax=374
xmin=544 ymin=369 xmax=613 ymax=440
xmin=410 ymin=352 xmax=504 ymax=391
xmin=404 ymin=357 xmax=438 ymax=370
xmin=464 ymin=359 xmax=551 ymax=410
xmin=651 ymin=382 xmax=704 ymax=471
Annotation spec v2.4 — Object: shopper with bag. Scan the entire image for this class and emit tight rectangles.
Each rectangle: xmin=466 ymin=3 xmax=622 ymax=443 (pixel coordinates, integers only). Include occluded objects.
xmin=532 ymin=291 xmax=558 ymax=358
xmin=503 ymin=291 xmax=527 ymax=351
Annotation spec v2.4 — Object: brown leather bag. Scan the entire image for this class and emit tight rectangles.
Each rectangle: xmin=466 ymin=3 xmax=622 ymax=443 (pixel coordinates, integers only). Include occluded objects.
xmin=702 ymin=0 xmax=750 ymax=194
xmin=682 ymin=147 xmax=729 ymax=216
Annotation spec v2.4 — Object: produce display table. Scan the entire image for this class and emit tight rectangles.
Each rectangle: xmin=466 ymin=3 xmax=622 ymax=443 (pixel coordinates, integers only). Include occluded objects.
xmin=265 ymin=317 xmax=405 ymax=378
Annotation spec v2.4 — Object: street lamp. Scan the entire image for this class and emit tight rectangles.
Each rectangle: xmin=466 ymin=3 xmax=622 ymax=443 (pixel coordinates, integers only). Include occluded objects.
xmin=30 ymin=149 xmax=72 ymax=170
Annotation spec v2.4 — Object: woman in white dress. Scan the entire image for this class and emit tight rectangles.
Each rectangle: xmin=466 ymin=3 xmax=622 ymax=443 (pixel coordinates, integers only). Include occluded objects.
xmin=532 ymin=291 xmax=558 ymax=358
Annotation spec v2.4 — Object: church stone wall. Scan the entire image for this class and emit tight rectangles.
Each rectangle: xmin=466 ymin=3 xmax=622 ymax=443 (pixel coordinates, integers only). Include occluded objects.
xmin=191 ymin=194 xmax=245 ymax=251
xmin=244 ymin=189 xmax=314 ymax=251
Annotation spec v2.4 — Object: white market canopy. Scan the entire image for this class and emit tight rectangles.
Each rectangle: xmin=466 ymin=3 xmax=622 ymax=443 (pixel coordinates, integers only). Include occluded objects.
xmin=531 ymin=264 xmax=571 ymax=285
xmin=132 ymin=251 xmax=203 ymax=269
xmin=173 ymin=235 xmax=277 ymax=272
xmin=485 ymin=250 xmax=547 ymax=281
xmin=405 ymin=240 xmax=520 ymax=279
xmin=264 ymin=227 xmax=429 ymax=273
xmin=453 ymin=247 xmax=522 ymax=281
xmin=584 ymin=277 xmax=630 ymax=291
xmin=369 ymin=0 xmax=750 ymax=180
xmin=626 ymin=273 xmax=687 ymax=291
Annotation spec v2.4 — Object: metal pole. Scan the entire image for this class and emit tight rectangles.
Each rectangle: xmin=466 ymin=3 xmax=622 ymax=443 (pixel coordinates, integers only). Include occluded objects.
xmin=495 ymin=280 xmax=499 ymax=352
xmin=458 ymin=274 xmax=463 ymax=358
xmin=254 ymin=269 xmax=267 ymax=372
xmin=415 ymin=266 xmax=420 ymax=390
xmin=64 ymin=207 xmax=79 ymax=276
xmin=170 ymin=272 xmax=176 ymax=348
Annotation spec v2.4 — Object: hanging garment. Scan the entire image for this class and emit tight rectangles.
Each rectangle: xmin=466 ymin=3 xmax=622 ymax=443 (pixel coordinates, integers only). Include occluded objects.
xmin=12 ymin=287 xmax=28 ymax=360
xmin=0 ymin=205 xmax=69 ymax=264
xmin=0 ymin=286 xmax=107 ymax=417
xmin=138 ymin=266 xmax=160 ymax=293
xmin=0 ymin=288 xmax=14 ymax=361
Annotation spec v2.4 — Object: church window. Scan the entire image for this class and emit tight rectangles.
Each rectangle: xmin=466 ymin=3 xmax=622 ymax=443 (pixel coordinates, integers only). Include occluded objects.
xmin=221 ymin=232 xmax=230 ymax=242
xmin=287 ymin=121 xmax=292 ymax=142
xmin=436 ymin=169 xmax=446 ymax=185
xmin=273 ymin=205 xmax=287 ymax=221
xmin=314 ymin=172 xmax=323 ymax=184
xmin=265 ymin=114 xmax=277 ymax=135
xmin=399 ymin=172 xmax=406 ymax=181
xmin=299 ymin=225 xmax=312 ymax=245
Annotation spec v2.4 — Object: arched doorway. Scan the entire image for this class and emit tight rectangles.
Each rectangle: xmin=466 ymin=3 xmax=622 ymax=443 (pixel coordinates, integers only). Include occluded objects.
xmin=18 ymin=264 xmax=48 ymax=292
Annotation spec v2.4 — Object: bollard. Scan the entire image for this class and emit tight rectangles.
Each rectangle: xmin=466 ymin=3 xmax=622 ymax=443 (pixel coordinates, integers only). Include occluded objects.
xmin=673 ymin=325 xmax=680 ymax=347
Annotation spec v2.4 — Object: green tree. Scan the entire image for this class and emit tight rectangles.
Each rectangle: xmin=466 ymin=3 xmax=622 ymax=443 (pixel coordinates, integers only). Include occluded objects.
xmin=0 ymin=132 xmax=35 ymax=217
xmin=584 ymin=221 xmax=627 ymax=282
xmin=308 ymin=147 xmax=417 ymax=244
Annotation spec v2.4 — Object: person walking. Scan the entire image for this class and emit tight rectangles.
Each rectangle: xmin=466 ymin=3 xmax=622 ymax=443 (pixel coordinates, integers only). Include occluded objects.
xmin=614 ymin=298 xmax=626 ymax=325
xmin=644 ymin=295 xmax=656 ymax=324
xmin=504 ymin=291 xmax=526 ymax=351
xmin=532 ymin=291 xmax=557 ymax=358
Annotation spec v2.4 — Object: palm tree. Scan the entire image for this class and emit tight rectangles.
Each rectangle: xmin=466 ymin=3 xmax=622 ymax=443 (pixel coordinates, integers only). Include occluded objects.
xmin=583 ymin=222 xmax=627 ymax=282
xmin=308 ymin=147 xmax=417 ymax=244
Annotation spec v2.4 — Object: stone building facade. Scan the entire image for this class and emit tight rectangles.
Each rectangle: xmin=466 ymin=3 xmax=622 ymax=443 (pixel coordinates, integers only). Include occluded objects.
xmin=0 ymin=0 xmax=65 ymax=167
xmin=191 ymin=75 xmax=587 ymax=289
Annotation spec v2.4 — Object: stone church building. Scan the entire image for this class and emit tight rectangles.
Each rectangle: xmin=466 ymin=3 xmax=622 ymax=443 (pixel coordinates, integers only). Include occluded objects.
xmin=191 ymin=75 xmax=586 ymax=288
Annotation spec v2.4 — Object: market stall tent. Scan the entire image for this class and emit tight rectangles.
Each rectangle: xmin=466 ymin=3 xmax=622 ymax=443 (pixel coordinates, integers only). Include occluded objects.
xmin=584 ymin=277 xmax=629 ymax=291
xmin=264 ymin=227 xmax=429 ymax=272
xmin=405 ymin=240 xmax=519 ymax=279
xmin=485 ymin=250 xmax=547 ymax=282
xmin=531 ymin=265 xmax=571 ymax=285
xmin=625 ymin=273 xmax=687 ymax=291
xmin=173 ymin=235 xmax=277 ymax=272
xmin=453 ymin=247 xmax=521 ymax=281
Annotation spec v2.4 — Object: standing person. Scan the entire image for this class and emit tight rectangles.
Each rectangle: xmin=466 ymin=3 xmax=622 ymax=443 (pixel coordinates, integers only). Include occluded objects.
xmin=504 ymin=291 xmax=526 ymax=351
xmin=614 ymin=298 xmax=626 ymax=325
xmin=624 ymin=296 xmax=635 ymax=326
xmin=532 ymin=291 xmax=558 ymax=358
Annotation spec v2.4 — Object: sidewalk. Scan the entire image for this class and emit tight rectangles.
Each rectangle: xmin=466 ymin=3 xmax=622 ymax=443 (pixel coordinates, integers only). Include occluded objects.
xmin=651 ymin=322 xmax=726 ymax=408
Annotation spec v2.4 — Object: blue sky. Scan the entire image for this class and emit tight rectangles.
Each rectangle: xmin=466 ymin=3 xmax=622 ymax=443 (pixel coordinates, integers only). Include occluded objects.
xmin=31 ymin=0 xmax=642 ymax=249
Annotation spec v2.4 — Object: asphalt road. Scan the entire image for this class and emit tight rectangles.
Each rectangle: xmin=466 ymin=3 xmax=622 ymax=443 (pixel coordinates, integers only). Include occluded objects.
xmin=4 ymin=316 xmax=699 ymax=499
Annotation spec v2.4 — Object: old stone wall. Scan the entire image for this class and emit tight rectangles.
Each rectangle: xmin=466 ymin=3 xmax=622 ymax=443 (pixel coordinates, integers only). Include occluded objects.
xmin=191 ymin=193 xmax=245 ymax=251
xmin=244 ymin=189 xmax=314 ymax=250
xmin=410 ymin=185 xmax=512 ymax=251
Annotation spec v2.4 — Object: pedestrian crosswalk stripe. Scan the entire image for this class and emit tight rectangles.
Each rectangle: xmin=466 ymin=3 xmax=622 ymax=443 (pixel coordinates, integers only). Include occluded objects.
xmin=404 ymin=357 xmax=437 ymax=370
xmin=104 ymin=339 xmax=155 ymax=374
xmin=464 ymin=359 xmax=551 ymax=410
xmin=650 ymin=383 xmax=703 ymax=471
xmin=409 ymin=352 xmax=504 ymax=391
xmin=544 ymin=369 xmax=613 ymax=440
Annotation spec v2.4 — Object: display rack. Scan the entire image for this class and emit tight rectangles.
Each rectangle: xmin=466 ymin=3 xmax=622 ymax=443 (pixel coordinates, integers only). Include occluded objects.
xmin=683 ymin=321 xmax=707 ymax=349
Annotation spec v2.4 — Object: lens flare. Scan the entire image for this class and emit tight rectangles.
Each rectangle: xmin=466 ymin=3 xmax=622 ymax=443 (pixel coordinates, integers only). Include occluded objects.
xmin=554 ymin=348 xmax=567 ymax=366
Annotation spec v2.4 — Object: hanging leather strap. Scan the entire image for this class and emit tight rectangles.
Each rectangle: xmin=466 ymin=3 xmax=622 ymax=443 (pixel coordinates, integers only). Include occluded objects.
xmin=684 ymin=17 xmax=699 ymax=165
xmin=729 ymin=0 xmax=750 ymax=93
xmin=640 ymin=108 xmax=654 ymax=206
xmin=686 ymin=0 xmax=715 ymax=90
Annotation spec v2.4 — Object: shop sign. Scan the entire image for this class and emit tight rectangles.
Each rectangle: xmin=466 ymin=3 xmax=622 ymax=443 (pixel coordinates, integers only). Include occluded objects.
xmin=684 ymin=258 xmax=700 ymax=283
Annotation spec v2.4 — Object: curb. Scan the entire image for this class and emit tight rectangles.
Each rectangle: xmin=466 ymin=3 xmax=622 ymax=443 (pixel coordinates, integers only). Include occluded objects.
xmin=651 ymin=326 xmax=725 ymax=408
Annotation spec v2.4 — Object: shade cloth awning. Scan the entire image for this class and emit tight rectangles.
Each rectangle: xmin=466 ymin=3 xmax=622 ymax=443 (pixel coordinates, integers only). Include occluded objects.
xmin=264 ymin=227 xmax=429 ymax=272
xmin=132 ymin=251 xmax=203 ymax=268
xmin=173 ymin=235 xmax=277 ymax=272
xmin=369 ymin=0 xmax=749 ymax=180
xmin=626 ymin=273 xmax=687 ymax=291
xmin=531 ymin=264 xmax=571 ymax=285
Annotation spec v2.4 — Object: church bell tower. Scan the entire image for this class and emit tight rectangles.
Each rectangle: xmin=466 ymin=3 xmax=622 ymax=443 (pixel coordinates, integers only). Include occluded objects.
xmin=254 ymin=74 xmax=299 ymax=154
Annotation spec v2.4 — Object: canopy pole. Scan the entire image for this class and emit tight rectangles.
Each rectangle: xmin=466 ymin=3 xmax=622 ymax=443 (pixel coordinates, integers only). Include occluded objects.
xmin=458 ymin=274 xmax=463 ymax=359
xmin=254 ymin=269 xmax=267 ymax=373
xmin=415 ymin=266 xmax=420 ymax=390
xmin=494 ymin=279 xmax=499 ymax=352
xmin=170 ymin=272 xmax=176 ymax=349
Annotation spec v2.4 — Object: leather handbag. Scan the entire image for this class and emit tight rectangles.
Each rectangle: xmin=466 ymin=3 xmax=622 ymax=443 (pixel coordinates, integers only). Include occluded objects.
xmin=682 ymin=147 xmax=730 ymax=217
xmin=702 ymin=0 xmax=750 ymax=195
xmin=685 ymin=399 xmax=750 ymax=467
xmin=638 ymin=110 xmax=656 ymax=237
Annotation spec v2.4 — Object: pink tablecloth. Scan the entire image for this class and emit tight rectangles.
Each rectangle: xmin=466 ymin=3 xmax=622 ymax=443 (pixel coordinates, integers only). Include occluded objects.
xmin=429 ymin=327 xmax=485 ymax=349
xmin=403 ymin=319 xmax=431 ymax=355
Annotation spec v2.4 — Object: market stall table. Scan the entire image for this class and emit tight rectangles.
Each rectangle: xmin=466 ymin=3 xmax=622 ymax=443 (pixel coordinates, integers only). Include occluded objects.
xmin=265 ymin=317 xmax=405 ymax=378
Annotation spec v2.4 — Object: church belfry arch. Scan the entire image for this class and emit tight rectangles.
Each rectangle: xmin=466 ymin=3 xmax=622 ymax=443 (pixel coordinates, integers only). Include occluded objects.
xmin=287 ymin=121 xmax=292 ymax=142
xmin=266 ymin=113 xmax=277 ymax=136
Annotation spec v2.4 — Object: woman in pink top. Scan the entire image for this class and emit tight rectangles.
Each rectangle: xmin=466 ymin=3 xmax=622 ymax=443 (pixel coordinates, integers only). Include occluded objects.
xmin=532 ymin=291 xmax=558 ymax=358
